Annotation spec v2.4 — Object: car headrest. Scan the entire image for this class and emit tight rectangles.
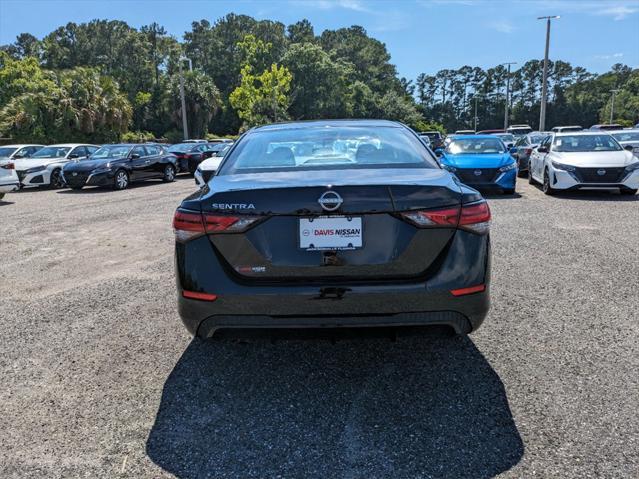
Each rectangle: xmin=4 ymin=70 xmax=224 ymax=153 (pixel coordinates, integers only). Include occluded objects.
xmin=265 ymin=147 xmax=295 ymax=167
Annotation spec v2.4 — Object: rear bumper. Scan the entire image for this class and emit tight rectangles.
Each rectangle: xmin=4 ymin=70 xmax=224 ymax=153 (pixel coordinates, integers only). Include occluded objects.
xmin=180 ymin=292 xmax=488 ymax=338
xmin=0 ymin=181 xmax=20 ymax=193
xmin=176 ymin=230 xmax=491 ymax=337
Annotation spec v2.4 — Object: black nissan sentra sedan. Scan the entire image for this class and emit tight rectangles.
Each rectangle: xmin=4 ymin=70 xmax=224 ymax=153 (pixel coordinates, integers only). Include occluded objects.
xmin=62 ymin=144 xmax=178 ymax=190
xmin=173 ymin=120 xmax=491 ymax=338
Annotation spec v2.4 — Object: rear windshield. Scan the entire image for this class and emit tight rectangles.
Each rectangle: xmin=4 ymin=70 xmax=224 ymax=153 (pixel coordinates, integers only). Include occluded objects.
xmin=168 ymin=143 xmax=196 ymax=153
xmin=553 ymin=135 xmax=622 ymax=152
xmin=447 ymin=137 xmax=506 ymax=154
xmin=495 ymin=134 xmax=515 ymax=142
xmin=612 ymin=131 xmax=639 ymax=142
xmin=218 ymin=126 xmax=438 ymax=175
xmin=0 ymin=147 xmax=18 ymax=157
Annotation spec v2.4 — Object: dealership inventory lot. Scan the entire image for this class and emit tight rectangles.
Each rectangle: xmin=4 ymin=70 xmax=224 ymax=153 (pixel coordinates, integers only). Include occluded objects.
xmin=0 ymin=181 xmax=637 ymax=478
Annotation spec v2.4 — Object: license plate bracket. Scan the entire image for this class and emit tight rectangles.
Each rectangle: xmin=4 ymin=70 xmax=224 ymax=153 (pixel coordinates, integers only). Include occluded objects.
xmin=299 ymin=216 xmax=363 ymax=251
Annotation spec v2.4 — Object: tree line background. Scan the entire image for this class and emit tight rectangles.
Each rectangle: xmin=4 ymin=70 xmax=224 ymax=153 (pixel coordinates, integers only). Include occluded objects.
xmin=1 ymin=14 xmax=638 ymax=144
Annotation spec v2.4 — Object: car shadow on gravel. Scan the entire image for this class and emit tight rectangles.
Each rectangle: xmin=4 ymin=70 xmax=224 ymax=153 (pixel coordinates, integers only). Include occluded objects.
xmin=146 ymin=332 xmax=523 ymax=478
xmin=55 ymin=180 xmax=185 ymax=194
xmin=550 ymin=190 xmax=639 ymax=202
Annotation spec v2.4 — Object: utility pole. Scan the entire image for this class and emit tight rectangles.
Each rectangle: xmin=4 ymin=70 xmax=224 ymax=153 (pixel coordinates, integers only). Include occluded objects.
xmin=502 ymin=62 xmax=517 ymax=130
xmin=178 ymin=55 xmax=192 ymax=140
xmin=537 ymin=15 xmax=559 ymax=132
xmin=610 ymin=89 xmax=620 ymax=124
xmin=473 ymin=94 xmax=483 ymax=132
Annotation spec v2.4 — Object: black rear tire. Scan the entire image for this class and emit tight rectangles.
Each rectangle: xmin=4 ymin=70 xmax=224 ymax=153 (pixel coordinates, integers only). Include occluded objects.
xmin=503 ymin=188 xmax=515 ymax=195
xmin=162 ymin=164 xmax=176 ymax=182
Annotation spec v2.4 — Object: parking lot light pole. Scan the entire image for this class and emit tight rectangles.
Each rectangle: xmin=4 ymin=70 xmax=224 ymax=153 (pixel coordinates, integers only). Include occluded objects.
xmin=473 ymin=94 xmax=483 ymax=132
xmin=609 ymin=89 xmax=620 ymax=124
xmin=538 ymin=15 xmax=559 ymax=132
xmin=178 ymin=56 xmax=192 ymax=141
xmin=502 ymin=62 xmax=517 ymax=130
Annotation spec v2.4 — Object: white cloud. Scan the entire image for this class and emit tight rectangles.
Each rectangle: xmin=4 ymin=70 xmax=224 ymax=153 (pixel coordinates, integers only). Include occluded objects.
xmin=305 ymin=0 xmax=370 ymax=12
xmin=487 ymin=20 xmax=515 ymax=33
xmin=594 ymin=52 xmax=625 ymax=60
xmin=596 ymin=4 xmax=639 ymax=20
xmin=529 ymin=0 xmax=638 ymax=20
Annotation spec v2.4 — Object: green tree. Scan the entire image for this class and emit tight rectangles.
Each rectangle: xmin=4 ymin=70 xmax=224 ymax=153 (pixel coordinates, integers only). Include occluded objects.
xmin=0 ymin=54 xmax=131 ymax=142
xmin=167 ymin=70 xmax=221 ymax=139
xmin=282 ymin=42 xmax=352 ymax=119
xmin=230 ymin=35 xmax=292 ymax=127
xmin=287 ymin=19 xmax=315 ymax=44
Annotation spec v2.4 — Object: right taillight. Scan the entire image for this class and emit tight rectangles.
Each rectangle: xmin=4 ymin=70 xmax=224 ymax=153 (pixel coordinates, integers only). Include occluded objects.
xmin=173 ymin=209 xmax=260 ymax=242
xmin=400 ymin=200 xmax=491 ymax=234
xmin=1 ymin=162 xmax=15 ymax=170
xmin=459 ymin=201 xmax=491 ymax=234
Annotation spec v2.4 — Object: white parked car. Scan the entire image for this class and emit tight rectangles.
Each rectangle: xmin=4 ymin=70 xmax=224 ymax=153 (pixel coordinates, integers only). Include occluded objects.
xmin=194 ymin=143 xmax=232 ymax=187
xmin=0 ymin=144 xmax=45 ymax=160
xmin=529 ymin=132 xmax=639 ymax=195
xmin=14 ymin=144 xmax=99 ymax=188
xmin=0 ymin=158 xmax=20 ymax=200
xmin=610 ymin=130 xmax=639 ymax=156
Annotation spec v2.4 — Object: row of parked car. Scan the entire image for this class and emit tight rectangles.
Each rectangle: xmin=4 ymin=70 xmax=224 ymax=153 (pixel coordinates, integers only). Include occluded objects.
xmin=0 ymin=139 xmax=234 ymax=199
xmin=416 ymin=124 xmax=639 ymax=196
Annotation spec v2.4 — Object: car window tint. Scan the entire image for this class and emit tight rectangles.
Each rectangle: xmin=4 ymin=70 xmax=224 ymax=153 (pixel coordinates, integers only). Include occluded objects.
xmin=73 ymin=146 xmax=87 ymax=157
xmin=146 ymin=146 xmax=160 ymax=156
xmin=131 ymin=146 xmax=146 ymax=157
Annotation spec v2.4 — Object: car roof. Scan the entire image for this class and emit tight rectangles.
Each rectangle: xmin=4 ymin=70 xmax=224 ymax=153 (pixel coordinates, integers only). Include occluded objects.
xmin=451 ymin=134 xmax=500 ymax=140
xmin=553 ymin=131 xmax=614 ymax=136
xmin=48 ymin=143 xmax=97 ymax=147
xmin=253 ymin=119 xmax=404 ymax=131
xmin=1 ymin=144 xmax=45 ymax=148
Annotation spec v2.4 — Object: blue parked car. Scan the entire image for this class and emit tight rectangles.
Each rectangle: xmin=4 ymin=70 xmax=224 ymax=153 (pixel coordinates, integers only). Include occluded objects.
xmin=435 ymin=135 xmax=518 ymax=194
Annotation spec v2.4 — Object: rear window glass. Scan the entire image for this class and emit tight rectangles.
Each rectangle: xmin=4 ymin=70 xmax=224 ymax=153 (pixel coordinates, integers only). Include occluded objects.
xmin=612 ymin=132 xmax=639 ymax=142
xmin=168 ymin=143 xmax=196 ymax=153
xmin=218 ymin=126 xmax=438 ymax=175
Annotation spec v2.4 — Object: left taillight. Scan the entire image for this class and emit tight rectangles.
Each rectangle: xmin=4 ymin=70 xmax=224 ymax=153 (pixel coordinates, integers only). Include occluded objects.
xmin=0 ymin=162 xmax=15 ymax=170
xmin=173 ymin=209 xmax=260 ymax=242
xmin=399 ymin=200 xmax=491 ymax=235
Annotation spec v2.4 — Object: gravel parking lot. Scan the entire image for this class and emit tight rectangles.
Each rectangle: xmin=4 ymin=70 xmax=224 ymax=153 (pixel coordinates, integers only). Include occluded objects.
xmin=0 ymin=178 xmax=637 ymax=478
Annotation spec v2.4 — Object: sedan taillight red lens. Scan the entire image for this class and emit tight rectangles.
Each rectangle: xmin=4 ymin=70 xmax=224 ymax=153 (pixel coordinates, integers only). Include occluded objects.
xmin=0 ymin=162 xmax=15 ymax=170
xmin=400 ymin=200 xmax=491 ymax=234
xmin=173 ymin=210 xmax=260 ymax=241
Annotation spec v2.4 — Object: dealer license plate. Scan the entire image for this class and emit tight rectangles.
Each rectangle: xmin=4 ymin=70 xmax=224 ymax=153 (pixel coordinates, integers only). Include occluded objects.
xmin=299 ymin=216 xmax=362 ymax=251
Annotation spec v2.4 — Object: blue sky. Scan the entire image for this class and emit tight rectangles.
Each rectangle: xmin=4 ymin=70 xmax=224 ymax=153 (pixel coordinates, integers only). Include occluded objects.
xmin=1 ymin=0 xmax=638 ymax=80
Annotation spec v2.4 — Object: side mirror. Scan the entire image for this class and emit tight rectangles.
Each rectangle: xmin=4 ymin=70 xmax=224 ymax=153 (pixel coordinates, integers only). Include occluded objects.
xmin=537 ymin=146 xmax=548 ymax=153
xmin=434 ymin=148 xmax=444 ymax=157
xmin=509 ymin=147 xmax=518 ymax=155
xmin=130 ymin=153 xmax=140 ymax=160
xmin=68 ymin=153 xmax=79 ymax=159
xmin=624 ymin=145 xmax=634 ymax=152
